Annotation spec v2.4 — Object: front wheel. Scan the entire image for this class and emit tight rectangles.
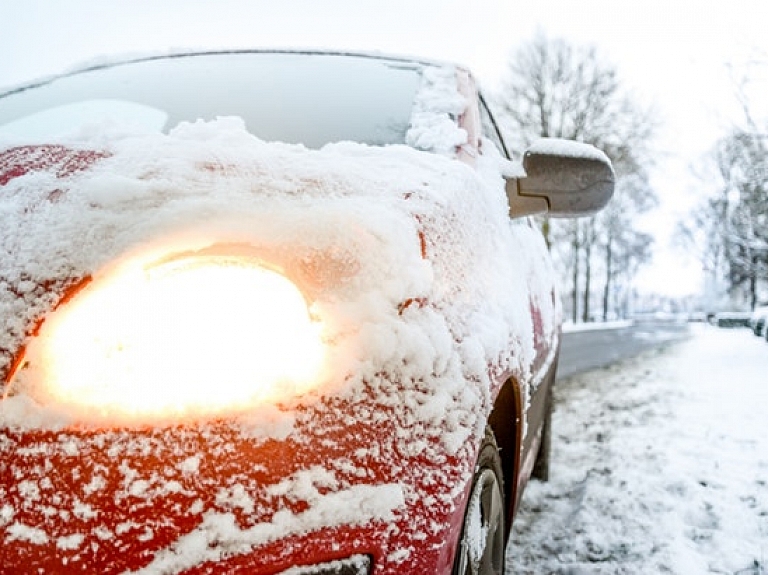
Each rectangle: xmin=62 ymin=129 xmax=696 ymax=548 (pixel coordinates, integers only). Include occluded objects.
xmin=452 ymin=428 xmax=506 ymax=575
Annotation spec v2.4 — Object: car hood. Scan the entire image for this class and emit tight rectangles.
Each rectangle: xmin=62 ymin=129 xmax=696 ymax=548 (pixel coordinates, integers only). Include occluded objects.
xmin=0 ymin=119 xmax=556 ymax=573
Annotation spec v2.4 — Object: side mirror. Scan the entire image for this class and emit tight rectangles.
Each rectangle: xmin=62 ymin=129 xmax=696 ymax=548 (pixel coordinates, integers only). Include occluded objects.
xmin=506 ymin=138 xmax=615 ymax=218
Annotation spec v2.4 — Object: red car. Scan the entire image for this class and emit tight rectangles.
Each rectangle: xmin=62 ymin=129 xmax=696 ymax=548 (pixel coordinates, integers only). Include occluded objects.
xmin=0 ymin=51 xmax=613 ymax=574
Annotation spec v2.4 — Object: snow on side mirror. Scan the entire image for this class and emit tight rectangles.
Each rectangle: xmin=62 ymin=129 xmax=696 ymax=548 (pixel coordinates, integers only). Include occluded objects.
xmin=506 ymin=138 xmax=615 ymax=218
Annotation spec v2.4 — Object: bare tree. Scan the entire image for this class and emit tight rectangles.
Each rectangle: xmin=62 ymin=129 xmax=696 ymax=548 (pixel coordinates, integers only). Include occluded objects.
xmin=719 ymin=129 xmax=767 ymax=308
xmin=496 ymin=31 xmax=658 ymax=321
xmin=679 ymin=125 xmax=768 ymax=309
xmin=599 ymin=173 xmax=656 ymax=320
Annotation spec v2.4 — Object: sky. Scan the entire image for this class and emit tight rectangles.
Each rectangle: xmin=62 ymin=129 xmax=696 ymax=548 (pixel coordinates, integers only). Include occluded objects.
xmin=2 ymin=0 xmax=767 ymax=298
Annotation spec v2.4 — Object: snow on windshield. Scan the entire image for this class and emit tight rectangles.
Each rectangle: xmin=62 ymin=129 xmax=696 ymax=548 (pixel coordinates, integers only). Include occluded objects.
xmin=405 ymin=64 xmax=469 ymax=155
xmin=0 ymin=100 xmax=169 ymax=140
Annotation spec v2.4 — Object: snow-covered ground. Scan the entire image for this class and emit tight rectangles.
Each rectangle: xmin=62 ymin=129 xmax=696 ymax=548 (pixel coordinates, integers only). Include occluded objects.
xmin=507 ymin=324 xmax=768 ymax=574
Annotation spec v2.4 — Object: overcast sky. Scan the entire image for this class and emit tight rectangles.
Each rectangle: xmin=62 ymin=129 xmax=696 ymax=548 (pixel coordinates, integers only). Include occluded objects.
xmin=2 ymin=0 xmax=767 ymax=296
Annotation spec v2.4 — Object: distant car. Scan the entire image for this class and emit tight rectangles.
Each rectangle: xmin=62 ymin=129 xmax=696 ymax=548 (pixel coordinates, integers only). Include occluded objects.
xmin=749 ymin=306 xmax=768 ymax=336
xmin=687 ymin=311 xmax=708 ymax=323
xmin=0 ymin=50 xmax=613 ymax=574
xmin=715 ymin=311 xmax=752 ymax=328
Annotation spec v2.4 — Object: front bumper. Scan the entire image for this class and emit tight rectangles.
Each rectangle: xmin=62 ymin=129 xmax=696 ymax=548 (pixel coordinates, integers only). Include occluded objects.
xmin=1 ymin=389 xmax=477 ymax=575
xmin=276 ymin=556 xmax=371 ymax=574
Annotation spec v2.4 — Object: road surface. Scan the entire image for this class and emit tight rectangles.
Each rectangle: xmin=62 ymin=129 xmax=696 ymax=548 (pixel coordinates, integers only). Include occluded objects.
xmin=557 ymin=318 xmax=691 ymax=379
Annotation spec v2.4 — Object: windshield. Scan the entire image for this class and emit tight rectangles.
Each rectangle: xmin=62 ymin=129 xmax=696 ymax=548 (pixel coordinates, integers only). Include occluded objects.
xmin=0 ymin=52 xmax=423 ymax=148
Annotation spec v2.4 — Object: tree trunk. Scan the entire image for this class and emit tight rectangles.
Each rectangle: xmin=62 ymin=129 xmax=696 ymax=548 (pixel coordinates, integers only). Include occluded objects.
xmin=582 ymin=235 xmax=592 ymax=323
xmin=571 ymin=221 xmax=580 ymax=323
xmin=602 ymin=234 xmax=614 ymax=321
xmin=750 ymin=253 xmax=758 ymax=310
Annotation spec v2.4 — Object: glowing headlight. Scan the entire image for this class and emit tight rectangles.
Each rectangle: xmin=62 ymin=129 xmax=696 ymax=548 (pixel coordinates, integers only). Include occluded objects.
xmin=11 ymin=251 xmax=325 ymax=422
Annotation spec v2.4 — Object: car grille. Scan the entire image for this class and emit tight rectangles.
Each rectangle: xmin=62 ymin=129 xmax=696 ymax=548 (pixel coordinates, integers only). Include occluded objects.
xmin=275 ymin=555 xmax=372 ymax=575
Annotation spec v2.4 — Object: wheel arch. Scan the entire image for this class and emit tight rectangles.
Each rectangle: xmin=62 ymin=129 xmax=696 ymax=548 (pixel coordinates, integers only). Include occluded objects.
xmin=486 ymin=376 xmax=524 ymax=538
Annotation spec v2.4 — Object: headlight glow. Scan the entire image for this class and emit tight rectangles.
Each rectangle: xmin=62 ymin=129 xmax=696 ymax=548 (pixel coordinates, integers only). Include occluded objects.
xmin=11 ymin=251 xmax=325 ymax=423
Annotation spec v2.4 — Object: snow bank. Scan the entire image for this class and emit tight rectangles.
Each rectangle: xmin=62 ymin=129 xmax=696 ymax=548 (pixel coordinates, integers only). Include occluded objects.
xmin=508 ymin=325 xmax=768 ymax=574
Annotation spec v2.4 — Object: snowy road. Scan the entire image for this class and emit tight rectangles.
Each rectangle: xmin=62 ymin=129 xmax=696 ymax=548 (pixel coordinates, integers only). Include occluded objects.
xmin=506 ymin=324 xmax=768 ymax=574
xmin=559 ymin=319 xmax=690 ymax=379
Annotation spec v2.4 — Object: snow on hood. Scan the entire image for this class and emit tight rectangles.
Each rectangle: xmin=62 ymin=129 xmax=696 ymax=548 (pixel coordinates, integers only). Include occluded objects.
xmin=0 ymin=116 xmax=547 ymax=436
xmin=0 ymin=116 xmax=560 ymax=571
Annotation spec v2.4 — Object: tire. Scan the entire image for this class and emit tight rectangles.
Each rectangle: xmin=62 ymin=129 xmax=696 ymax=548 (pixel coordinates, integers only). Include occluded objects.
xmin=452 ymin=428 xmax=506 ymax=575
xmin=531 ymin=389 xmax=553 ymax=482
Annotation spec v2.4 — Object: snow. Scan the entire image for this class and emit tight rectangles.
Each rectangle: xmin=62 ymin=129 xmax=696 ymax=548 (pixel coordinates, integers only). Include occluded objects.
xmin=464 ymin=479 xmax=488 ymax=569
xmin=526 ymin=138 xmax=610 ymax=163
xmin=0 ymin=100 xmax=170 ymax=141
xmin=7 ymin=522 xmax=49 ymax=544
xmin=56 ymin=532 xmax=85 ymax=550
xmin=129 ymin=483 xmax=404 ymax=575
xmin=507 ymin=324 xmax=768 ymax=574
xmin=405 ymin=65 xmax=468 ymax=155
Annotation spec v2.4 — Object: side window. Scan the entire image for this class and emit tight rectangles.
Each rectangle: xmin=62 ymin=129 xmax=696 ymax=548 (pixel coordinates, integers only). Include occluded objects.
xmin=478 ymin=95 xmax=510 ymax=159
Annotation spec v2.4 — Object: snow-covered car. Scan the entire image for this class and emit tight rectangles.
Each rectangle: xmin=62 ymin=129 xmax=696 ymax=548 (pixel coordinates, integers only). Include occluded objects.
xmin=715 ymin=311 xmax=752 ymax=328
xmin=0 ymin=51 xmax=613 ymax=574
xmin=749 ymin=305 xmax=768 ymax=336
